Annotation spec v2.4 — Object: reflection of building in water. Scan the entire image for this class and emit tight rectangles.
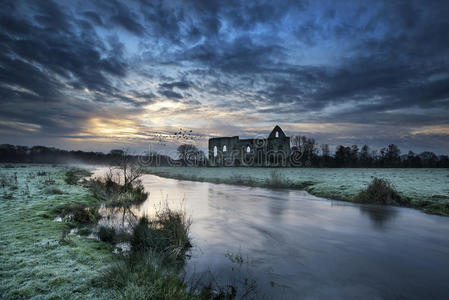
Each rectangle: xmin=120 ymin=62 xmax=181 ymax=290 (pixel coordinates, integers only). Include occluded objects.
xmin=208 ymin=125 xmax=291 ymax=167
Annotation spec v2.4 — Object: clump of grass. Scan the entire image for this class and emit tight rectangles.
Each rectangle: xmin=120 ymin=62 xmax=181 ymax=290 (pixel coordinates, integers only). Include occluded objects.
xmin=420 ymin=201 xmax=449 ymax=216
xmin=0 ymin=174 xmax=14 ymax=188
xmin=263 ymin=170 xmax=296 ymax=188
xmin=89 ymin=174 xmax=148 ymax=208
xmin=100 ymin=253 xmax=195 ymax=300
xmin=2 ymin=192 xmax=14 ymax=200
xmin=37 ymin=171 xmax=47 ymax=176
xmin=98 ymin=226 xmax=117 ymax=243
xmin=59 ymin=227 xmax=72 ymax=245
xmin=56 ymin=204 xmax=101 ymax=224
xmin=44 ymin=186 xmax=64 ymax=195
xmin=43 ymin=175 xmax=56 ymax=185
xmin=131 ymin=207 xmax=191 ymax=263
xmin=65 ymin=168 xmax=91 ymax=185
xmin=354 ymin=178 xmax=409 ymax=205
xmin=77 ymin=227 xmax=92 ymax=236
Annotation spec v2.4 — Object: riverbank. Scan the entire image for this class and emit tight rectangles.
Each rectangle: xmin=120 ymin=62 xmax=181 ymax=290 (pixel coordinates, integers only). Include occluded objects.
xmin=0 ymin=165 xmax=114 ymax=298
xmin=0 ymin=165 xmax=196 ymax=299
xmin=144 ymin=167 xmax=449 ymax=216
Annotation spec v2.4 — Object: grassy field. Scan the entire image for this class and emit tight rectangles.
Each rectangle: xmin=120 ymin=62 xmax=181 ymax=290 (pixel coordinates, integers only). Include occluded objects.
xmin=0 ymin=164 xmax=197 ymax=299
xmin=0 ymin=164 xmax=115 ymax=299
xmin=145 ymin=167 xmax=449 ymax=216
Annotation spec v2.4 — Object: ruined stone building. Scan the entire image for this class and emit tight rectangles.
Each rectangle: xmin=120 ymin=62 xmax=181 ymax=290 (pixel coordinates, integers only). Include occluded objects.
xmin=208 ymin=125 xmax=291 ymax=167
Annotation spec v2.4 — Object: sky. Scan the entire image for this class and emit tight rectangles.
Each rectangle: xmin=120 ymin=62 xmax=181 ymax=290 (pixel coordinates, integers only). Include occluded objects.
xmin=0 ymin=0 xmax=448 ymax=154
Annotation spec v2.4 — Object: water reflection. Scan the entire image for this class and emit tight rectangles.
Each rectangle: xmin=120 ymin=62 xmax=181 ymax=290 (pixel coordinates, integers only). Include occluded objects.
xmin=359 ymin=205 xmax=398 ymax=229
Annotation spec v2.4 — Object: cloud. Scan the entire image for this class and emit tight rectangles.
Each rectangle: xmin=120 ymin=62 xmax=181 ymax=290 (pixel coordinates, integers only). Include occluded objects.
xmin=158 ymin=90 xmax=184 ymax=100
xmin=0 ymin=0 xmax=448 ymax=153
xmin=160 ymin=80 xmax=191 ymax=90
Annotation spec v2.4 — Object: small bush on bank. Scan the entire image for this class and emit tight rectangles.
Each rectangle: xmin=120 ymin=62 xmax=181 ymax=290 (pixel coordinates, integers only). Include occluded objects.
xmin=354 ymin=178 xmax=409 ymax=205
xmin=98 ymin=226 xmax=116 ymax=243
xmin=131 ymin=208 xmax=191 ymax=263
xmin=65 ymin=168 xmax=91 ymax=185
xmin=56 ymin=204 xmax=101 ymax=224
xmin=89 ymin=178 xmax=148 ymax=207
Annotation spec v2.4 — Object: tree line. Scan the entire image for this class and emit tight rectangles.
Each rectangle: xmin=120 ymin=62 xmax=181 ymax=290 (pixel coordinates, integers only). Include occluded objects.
xmin=0 ymin=145 xmax=170 ymax=166
xmin=1 ymin=142 xmax=448 ymax=168
xmin=290 ymin=135 xmax=449 ymax=168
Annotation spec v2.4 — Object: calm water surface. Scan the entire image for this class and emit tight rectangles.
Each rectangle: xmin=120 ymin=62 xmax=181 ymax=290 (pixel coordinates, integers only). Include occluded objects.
xmin=94 ymin=169 xmax=449 ymax=299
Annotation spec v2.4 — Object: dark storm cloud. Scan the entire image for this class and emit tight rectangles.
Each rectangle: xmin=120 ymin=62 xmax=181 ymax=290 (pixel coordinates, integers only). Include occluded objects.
xmin=158 ymin=89 xmax=184 ymax=100
xmin=0 ymin=0 xmax=448 ymax=152
xmin=109 ymin=1 xmax=146 ymax=36
xmin=160 ymin=80 xmax=191 ymax=90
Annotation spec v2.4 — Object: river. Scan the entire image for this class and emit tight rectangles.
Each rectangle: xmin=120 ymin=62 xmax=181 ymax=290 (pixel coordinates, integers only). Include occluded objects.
xmin=93 ymin=168 xmax=449 ymax=299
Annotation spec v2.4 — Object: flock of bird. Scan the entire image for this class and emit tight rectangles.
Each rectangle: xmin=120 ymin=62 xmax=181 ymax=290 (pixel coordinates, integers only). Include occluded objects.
xmin=151 ymin=128 xmax=201 ymax=146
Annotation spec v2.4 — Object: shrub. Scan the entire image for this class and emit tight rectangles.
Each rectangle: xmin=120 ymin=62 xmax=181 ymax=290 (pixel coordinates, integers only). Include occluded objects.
xmin=98 ymin=226 xmax=116 ymax=243
xmin=72 ymin=205 xmax=101 ymax=223
xmin=131 ymin=208 xmax=191 ymax=262
xmin=57 ymin=204 xmax=101 ymax=224
xmin=89 ymin=178 xmax=148 ymax=207
xmin=354 ymin=178 xmax=409 ymax=205
xmin=65 ymin=168 xmax=91 ymax=185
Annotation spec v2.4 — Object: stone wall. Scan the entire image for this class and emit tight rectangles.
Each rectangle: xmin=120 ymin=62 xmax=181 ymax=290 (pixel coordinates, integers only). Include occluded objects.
xmin=208 ymin=125 xmax=291 ymax=167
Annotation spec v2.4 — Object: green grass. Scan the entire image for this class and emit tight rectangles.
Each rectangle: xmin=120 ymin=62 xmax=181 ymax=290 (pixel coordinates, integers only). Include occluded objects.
xmin=0 ymin=164 xmax=202 ymax=299
xmin=100 ymin=252 xmax=195 ymax=300
xmin=145 ymin=167 xmax=449 ymax=216
xmin=0 ymin=165 xmax=114 ymax=299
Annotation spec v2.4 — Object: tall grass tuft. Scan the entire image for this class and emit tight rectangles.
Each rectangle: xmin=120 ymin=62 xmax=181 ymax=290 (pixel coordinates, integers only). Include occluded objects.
xmin=65 ymin=168 xmax=91 ymax=185
xmin=131 ymin=207 xmax=192 ymax=263
xmin=354 ymin=177 xmax=409 ymax=205
xmin=55 ymin=204 xmax=101 ymax=224
xmin=101 ymin=252 xmax=195 ymax=300
xmin=98 ymin=225 xmax=117 ymax=243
